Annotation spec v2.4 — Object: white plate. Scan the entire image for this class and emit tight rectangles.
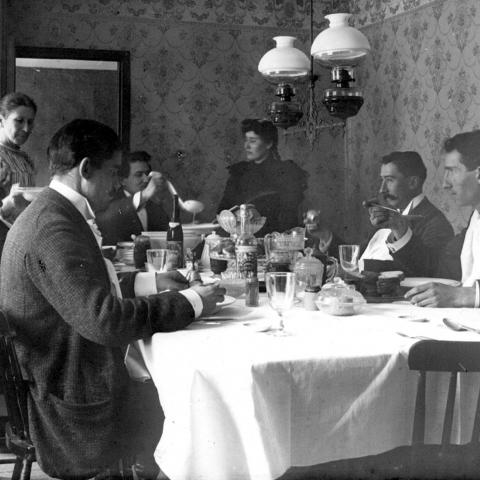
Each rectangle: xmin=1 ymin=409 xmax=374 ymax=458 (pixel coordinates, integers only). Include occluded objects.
xmin=401 ymin=277 xmax=460 ymax=288
xmin=217 ymin=295 xmax=235 ymax=307
xmin=182 ymin=223 xmax=218 ymax=234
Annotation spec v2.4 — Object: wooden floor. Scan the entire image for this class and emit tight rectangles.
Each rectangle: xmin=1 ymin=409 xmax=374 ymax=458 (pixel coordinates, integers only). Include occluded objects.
xmin=0 ymin=454 xmax=52 ymax=480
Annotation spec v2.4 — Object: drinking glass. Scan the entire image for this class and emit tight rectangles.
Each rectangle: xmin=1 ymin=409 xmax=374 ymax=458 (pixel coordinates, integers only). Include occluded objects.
xmin=339 ymin=244 xmax=360 ymax=276
xmin=265 ymin=272 xmax=296 ymax=335
xmin=146 ymin=249 xmax=176 ymax=272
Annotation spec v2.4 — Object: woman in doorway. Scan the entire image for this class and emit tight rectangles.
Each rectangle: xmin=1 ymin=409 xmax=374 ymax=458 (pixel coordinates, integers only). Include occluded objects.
xmin=0 ymin=92 xmax=37 ymax=197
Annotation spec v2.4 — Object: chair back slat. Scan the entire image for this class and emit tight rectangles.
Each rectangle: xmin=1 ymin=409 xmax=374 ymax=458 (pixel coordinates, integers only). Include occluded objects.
xmin=412 ymin=371 xmax=426 ymax=444
xmin=471 ymin=384 xmax=480 ymax=444
xmin=0 ymin=312 xmax=30 ymax=440
xmin=408 ymin=340 xmax=480 ymax=448
xmin=441 ymin=372 xmax=457 ymax=447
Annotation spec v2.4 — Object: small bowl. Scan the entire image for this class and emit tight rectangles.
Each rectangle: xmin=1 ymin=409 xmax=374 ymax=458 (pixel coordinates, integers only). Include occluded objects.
xmin=315 ymin=282 xmax=366 ymax=316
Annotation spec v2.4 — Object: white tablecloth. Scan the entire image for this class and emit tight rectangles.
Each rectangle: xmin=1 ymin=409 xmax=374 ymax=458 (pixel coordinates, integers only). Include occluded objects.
xmin=136 ymin=297 xmax=480 ymax=480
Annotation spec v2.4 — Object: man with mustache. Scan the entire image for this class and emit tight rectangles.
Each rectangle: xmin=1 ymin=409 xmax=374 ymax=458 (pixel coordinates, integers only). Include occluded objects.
xmin=97 ymin=150 xmax=169 ymax=245
xmin=359 ymin=151 xmax=454 ymax=276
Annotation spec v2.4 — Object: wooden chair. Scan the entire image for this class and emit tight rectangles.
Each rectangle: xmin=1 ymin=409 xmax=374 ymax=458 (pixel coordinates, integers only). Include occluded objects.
xmin=0 ymin=311 xmax=142 ymax=480
xmin=405 ymin=339 xmax=480 ymax=479
xmin=0 ymin=311 xmax=35 ymax=480
xmin=279 ymin=339 xmax=480 ymax=480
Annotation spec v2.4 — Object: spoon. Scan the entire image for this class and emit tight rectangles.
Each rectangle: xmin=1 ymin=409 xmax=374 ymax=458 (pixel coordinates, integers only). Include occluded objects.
xmin=164 ymin=179 xmax=205 ymax=217
xmin=442 ymin=317 xmax=480 ymax=334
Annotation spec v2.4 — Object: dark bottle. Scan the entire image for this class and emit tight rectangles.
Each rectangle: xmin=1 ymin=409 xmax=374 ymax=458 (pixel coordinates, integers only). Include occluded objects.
xmin=133 ymin=234 xmax=151 ymax=269
xmin=167 ymin=194 xmax=184 ymax=268
xmin=235 ymin=204 xmax=257 ymax=278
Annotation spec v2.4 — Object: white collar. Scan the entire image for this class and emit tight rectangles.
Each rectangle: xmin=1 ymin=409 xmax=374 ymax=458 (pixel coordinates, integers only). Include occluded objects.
xmin=403 ymin=193 xmax=425 ymax=214
xmin=469 ymin=209 xmax=480 ymax=225
xmin=49 ymin=178 xmax=96 ymax=222
xmin=0 ymin=216 xmax=11 ymax=229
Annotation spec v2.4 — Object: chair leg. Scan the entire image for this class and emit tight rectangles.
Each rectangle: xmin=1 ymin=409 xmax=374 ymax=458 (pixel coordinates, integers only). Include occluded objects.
xmin=19 ymin=456 xmax=32 ymax=480
xmin=11 ymin=457 xmax=23 ymax=480
xmin=11 ymin=456 xmax=32 ymax=480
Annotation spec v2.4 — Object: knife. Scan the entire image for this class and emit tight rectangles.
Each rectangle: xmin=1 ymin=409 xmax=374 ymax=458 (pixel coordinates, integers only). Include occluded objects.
xmin=443 ymin=317 xmax=480 ymax=334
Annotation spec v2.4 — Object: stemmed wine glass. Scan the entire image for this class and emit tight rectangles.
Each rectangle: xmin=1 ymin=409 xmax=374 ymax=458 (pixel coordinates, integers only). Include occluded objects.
xmin=265 ymin=272 xmax=296 ymax=335
xmin=339 ymin=244 xmax=360 ymax=278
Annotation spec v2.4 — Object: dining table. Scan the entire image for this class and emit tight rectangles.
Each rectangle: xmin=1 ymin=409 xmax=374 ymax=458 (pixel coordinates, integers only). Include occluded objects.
xmin=133 ymin=293 xmax=480 ymax=480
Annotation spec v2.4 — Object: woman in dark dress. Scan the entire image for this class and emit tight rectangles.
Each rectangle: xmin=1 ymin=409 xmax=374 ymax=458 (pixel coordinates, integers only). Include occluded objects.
xmin=218 ymin=118 xmax=307 ymax=236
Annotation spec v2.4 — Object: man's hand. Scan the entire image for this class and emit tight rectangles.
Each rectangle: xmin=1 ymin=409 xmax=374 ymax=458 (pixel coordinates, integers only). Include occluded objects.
xmin=368 ymin=206 xmax=409 ymax=239
xmin=404 ymin=282 xmax=475 ymax=308
xmin=155 ymin=271 xmax=190 ymax=292
xmin=190 ymin=283 xmax=226 ymax=316
xmin=140 ymin=171 xmax=165 ymax=205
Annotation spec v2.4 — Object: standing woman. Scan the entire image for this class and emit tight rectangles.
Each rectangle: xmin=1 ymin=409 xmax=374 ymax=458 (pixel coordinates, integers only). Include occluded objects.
xmin=0 ymin=92 xmax=37 ymax=197
xmin=218 ymin=118 xmax=307 ymax=235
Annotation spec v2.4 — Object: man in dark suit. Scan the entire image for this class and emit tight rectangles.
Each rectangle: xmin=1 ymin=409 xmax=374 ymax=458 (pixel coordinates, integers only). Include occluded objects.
xmin=96 ymin=150 xmax=169 ymax=245
xmin=359 ymin=151 xmax=454 ymax=277
xmin=0 ymin=119 xmax=224 ymax=479
xmin=405 ymin=130 xmax=480 ymax=307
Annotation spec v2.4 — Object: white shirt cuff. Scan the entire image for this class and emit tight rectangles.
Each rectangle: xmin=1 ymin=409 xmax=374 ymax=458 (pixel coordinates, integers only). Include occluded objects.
xmin=132 ymin=191 xmax=142 ymax=210
xmin=386 ymin=227 xmax=413 ymax=253
xmin=180 ymin=289 xmax=203 ymax=319
xmin=134 ymin=272 xmax=202 ymax=317
xmin=134 ymin=272 xmax=157 ymax=296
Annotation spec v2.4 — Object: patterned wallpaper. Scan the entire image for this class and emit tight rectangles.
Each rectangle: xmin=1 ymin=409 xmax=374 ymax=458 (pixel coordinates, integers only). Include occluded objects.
xmin=345 ymin=0 xmax=480 ymax=242
xmin=349 ymin=0 xmax=436 ymax=26
xmin=8 ymin=0 xmax=350 ymax=231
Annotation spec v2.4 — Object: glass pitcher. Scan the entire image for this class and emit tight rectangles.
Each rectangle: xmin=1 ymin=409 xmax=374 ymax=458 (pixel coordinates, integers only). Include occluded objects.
xmin=264 ymin=227 xmax=305 ymax=273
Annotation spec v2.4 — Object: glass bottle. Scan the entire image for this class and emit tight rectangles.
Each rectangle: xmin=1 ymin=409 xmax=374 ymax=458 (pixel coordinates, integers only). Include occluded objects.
xmin=133 ymin=234 xmax=151 ymax=269
xmin=235 ymin=204 xmax=257 ymax=279
xmin=166 ymin=194 xmax=184 ymax=268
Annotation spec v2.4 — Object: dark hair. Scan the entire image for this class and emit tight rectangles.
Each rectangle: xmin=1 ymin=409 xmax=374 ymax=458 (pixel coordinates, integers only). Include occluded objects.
xmin=443 ymin=131 xmax=480 ymax=171
xmin=381 ymin=151 xmax=427 ymax=184
xmin=241 ymin=118 xmax=278 ymax=148
xmin=119 ymin=150 xmax=152 ymax=179
xmin=48 ymin=119 xmax=121 ymax=175
xmin=0 ymin=92 xmax=37 ymax=117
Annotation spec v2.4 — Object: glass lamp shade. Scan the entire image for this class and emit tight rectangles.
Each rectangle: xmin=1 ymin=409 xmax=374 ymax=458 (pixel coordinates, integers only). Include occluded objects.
xmin=258 ymin=36 xmax=310 ymax=83
xmin=311 ymin=13 xmax=371 ymax=67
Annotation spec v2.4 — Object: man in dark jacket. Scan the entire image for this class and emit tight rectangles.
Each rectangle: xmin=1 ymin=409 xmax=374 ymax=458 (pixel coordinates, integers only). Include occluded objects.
xmin=0 ymin=119 xmax=223 ymax=479
xmin=359 ymin=151 xmax=454 ymax=277
xmin=96 ymin=150 xmax=170 ymax=245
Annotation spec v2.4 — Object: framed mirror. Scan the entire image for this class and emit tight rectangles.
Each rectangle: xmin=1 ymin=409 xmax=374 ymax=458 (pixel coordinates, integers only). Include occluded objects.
xmin=13 ymin=46 xmax=130 ymax=185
